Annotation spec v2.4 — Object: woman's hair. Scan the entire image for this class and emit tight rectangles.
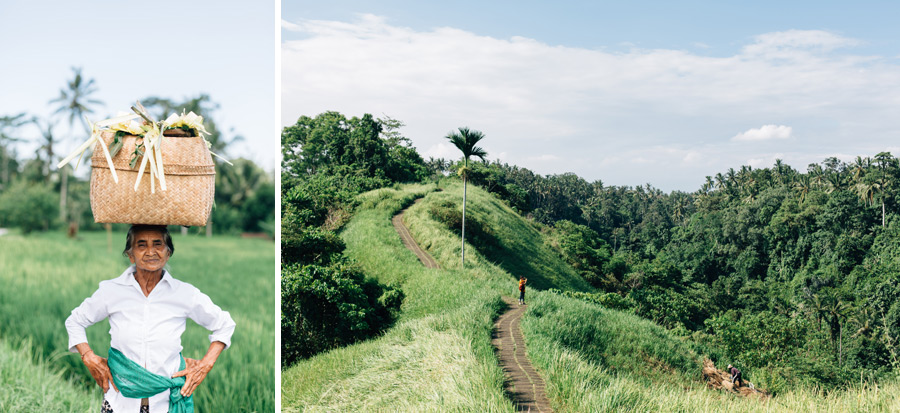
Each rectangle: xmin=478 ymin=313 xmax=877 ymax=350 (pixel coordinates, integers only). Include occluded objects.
xmin=123 ymin=225 xmax=175 ymax=257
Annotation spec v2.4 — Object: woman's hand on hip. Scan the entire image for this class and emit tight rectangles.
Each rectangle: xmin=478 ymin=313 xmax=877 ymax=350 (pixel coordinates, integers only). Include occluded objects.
xmin=172 ymin=357 xmax=213 ymax=397
xmin=81 ymin=351 xmax=119 ymax=393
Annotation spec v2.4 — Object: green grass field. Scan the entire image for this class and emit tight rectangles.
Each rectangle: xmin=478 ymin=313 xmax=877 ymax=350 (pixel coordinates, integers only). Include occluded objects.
xmin=282 ymin=181 xmax=900 ymax=412
xmin=0 ymin=229 xmax=275 ymax=412
xmin=0 ymin=338 xmax=96 ymax=412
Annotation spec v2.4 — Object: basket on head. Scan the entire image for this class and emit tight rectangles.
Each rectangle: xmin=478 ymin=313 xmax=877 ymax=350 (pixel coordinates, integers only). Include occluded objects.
xmin=89 ymin=129 xmax=215 ymax=226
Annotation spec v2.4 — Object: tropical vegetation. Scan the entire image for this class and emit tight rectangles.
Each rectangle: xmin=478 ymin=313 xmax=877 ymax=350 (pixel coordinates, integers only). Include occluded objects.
xmin=282 ymin=110 xmax=900 ymax=411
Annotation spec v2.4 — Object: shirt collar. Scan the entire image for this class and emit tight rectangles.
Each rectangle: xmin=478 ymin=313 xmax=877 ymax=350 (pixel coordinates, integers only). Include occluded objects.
xmin=111 ymin=265 xmax=176 ymax=287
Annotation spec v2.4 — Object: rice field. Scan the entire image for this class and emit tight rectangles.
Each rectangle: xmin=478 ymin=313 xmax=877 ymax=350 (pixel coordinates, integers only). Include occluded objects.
xmin=0 ymin=229 xmax=275 ymax=412
xmin=0 ymin=338 xmax=96 ymax=412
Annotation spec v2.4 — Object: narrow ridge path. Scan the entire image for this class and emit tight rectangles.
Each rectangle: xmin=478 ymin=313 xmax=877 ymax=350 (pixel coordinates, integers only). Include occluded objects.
xmin=492 ymin=297 xmax=553 ymax=412
xmin=392 ymin=198 xmax=440 ymax=269
xmin=392 ymin=199 xmax=553 ymax=412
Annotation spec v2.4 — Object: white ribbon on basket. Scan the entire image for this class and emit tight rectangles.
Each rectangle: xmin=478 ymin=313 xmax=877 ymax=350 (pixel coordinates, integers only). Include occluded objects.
xmin=56 ymin=104 xmax=230 ymax=194
xmin=56 ymin=113 xmax=143 ymax=184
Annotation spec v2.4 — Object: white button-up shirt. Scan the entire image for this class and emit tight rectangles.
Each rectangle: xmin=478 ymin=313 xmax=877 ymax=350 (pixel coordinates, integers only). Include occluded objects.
xmin=65 ymin=265 xmax=236 ymax=413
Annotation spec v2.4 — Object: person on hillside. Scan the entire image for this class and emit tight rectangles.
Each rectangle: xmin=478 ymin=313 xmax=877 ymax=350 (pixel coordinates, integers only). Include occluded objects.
xmin=518 ymin=276 xmax=528 ymax=305
xmin=728 ymin=364 xmax=743 ymax=388
xmin=65 ymin=225 xmax=236 ymax=413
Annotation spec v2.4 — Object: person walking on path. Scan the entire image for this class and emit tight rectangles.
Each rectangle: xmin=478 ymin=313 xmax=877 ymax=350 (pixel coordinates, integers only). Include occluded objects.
xmin=518 ymin=276 xmax=528 ymax=305
xmin=728 ymin=364 xmax=743 ymax=388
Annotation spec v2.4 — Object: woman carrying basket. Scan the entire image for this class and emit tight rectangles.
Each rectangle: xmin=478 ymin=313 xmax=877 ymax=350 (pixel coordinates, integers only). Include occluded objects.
xmin=65 ymin=224 xmax=236 ymax=412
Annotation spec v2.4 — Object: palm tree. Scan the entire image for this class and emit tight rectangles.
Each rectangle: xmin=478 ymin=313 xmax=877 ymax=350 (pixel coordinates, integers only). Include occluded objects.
xmin=850 ymin=156 xmax=869 ymax=183
xmin=773 ymin=159 xmax=787 ymax=185
xmin=856 ymin=181 xmax=877 ymax=208
xmin=714 ymin=173 xmax=727 ymax=191
xmin=702 ymin=176 xmax=714 ymax=194
xmin=446 ymin=127 xmax=487 ymax=267
xmin=50 ymin=67 xmax=102 ymax=224
xmin=0 ymin=113 xmax=30 ymax=189
xmin=793 ymin=175 xmax=812 ymax=205
xmin=33 ymin=118 xmax=57 ymax=182
xmin=873 ymin=152 xmax=895 ymax=227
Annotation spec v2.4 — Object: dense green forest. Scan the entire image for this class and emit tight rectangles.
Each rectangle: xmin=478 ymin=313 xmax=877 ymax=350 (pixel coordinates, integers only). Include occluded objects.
xmin=282 ymin=110 xmax=900 ymax=394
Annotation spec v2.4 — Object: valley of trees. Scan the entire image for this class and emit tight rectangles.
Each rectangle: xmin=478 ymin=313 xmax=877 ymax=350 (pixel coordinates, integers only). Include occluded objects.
xmin=282 ymin=111 xmax=900 ymax=393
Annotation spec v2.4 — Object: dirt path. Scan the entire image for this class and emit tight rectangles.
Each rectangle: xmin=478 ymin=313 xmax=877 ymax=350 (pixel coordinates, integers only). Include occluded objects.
xmin=492 ymin=297 xmax=554 ymax=412
xmin=392 ymin=199 xmax=440 ymax=269
xmin=392 ymin=200 xmax=553 ymax=412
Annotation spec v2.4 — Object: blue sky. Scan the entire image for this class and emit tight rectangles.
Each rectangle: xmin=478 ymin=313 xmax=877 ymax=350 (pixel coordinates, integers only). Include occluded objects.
xmin=282 ymin=1 xmax=900 ymax=191
xmin=0 ymin=0 xmax=277 ymax=173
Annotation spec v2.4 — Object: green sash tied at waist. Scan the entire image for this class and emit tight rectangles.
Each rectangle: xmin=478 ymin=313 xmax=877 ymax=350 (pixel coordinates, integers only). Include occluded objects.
xmin=107 ymin=348 xmax=194 ymax=413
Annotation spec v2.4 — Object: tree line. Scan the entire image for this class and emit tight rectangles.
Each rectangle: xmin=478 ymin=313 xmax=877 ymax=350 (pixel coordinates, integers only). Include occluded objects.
xmin=436 ymin=151 xmax=900 ymax=392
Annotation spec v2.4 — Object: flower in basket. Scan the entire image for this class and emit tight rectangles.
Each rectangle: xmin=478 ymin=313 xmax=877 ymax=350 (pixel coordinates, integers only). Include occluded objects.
xmin=162 ymin=111 xmax=209 ymax=137
xmin=107 ymin=112 xmax=148 ymax=159
xmin=162 ymin=111 xmax=231 ymax=165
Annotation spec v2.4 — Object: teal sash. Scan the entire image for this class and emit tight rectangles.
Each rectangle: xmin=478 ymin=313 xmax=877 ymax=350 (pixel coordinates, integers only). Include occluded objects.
xmin=107 ymin=348 xmax=194 ymax=413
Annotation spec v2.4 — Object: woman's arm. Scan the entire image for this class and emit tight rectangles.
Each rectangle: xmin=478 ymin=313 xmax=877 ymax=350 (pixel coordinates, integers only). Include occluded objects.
xmin=66 ymin=285 xmax=113 ymax=392
xmin=178 ymin=288 xmax=236 ymax=396
xmin=172 ymin=341 xmax=225 ymax=397
xmin=74 ymin=343 xmax=118 ymax=393
xmin=65 ymin=285 xmax=110 ymax=353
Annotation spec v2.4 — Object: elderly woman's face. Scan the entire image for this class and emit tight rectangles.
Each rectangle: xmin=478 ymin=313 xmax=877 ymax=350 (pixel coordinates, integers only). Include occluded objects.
xmin=128 ymin=229 xmax=170 ymax=272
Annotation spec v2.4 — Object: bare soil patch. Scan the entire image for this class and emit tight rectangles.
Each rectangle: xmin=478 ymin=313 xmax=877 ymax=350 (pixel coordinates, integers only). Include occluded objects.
xmin=702 ymin=359 xmax=771 ymax=400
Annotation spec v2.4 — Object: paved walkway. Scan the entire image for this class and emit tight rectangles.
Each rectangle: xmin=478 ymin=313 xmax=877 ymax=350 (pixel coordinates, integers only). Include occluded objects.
xmin=392 ymin=199 xmax=553 ymax=412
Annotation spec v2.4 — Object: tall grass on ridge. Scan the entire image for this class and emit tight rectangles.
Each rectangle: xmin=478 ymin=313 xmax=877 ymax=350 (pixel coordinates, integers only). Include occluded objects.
xmin=520 ymin=291 xmax=900 ymax=412
xmin=283 ymin=184 xmax=514 ymax=412
xmin=404 ymin=181 xmax=593 ymax=293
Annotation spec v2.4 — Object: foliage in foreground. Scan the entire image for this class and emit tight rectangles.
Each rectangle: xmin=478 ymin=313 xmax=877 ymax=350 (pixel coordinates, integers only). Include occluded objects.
xmin=280 ymin=112 xmax=433 ymax=364
xmin=0 ymin=338 xmax=96 ymax=412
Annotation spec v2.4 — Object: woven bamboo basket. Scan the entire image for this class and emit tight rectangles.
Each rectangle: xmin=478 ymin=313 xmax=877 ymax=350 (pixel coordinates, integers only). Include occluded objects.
xmin=90 ymin=129 xmax=215 ymax=226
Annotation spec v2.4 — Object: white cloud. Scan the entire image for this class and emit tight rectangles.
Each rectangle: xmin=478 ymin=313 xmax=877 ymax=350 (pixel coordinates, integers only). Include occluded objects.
xmin=743 ymin=30 xmax=860 ymax=57
xmin=421 ymin=142 xmax=458 ymax=160
xmin=281 ymin=19 xmax=302 ymax=31
xmin=745 ymin=153 xmax=794 ymax=170
xmin=282 ymin=16 xmax=900 ymax=191
xmin=683 ymin=151 xmax=702 ymax=163
xmin=732 ymin=125 xmax=793 ymax=142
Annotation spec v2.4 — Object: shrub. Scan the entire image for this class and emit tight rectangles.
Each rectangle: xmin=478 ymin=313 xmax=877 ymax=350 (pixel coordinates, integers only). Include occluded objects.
xmin=281 ymin=260 xmax=403 ymax=366
xmin=0 ymin=180 xmax=57 ymax=233
xmin=428 ymin=200 xmax=497 ymax=250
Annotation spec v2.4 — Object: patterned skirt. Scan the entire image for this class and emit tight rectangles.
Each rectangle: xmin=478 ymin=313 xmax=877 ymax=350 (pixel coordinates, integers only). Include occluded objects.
xmin=101 ymin=399 xmax=150 ymax=413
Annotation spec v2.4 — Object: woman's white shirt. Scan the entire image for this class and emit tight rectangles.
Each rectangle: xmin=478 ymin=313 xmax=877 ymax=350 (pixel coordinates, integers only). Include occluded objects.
xmin=65 ymin=265 xmax=236 ymax=413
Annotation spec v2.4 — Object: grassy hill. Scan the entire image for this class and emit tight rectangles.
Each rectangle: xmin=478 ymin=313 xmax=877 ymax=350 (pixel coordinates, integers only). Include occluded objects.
xmin=282 ymin=181 xmax=900 ymax=412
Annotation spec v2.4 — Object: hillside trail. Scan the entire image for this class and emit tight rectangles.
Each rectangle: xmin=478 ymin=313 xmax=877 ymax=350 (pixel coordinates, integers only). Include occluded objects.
xmin=392 ymin=199 xmax=553 ymax=412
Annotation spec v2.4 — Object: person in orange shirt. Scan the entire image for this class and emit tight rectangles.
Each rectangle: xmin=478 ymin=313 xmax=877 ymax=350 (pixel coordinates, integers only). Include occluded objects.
xmin=518 ymin=276 xmax=527 ymax=305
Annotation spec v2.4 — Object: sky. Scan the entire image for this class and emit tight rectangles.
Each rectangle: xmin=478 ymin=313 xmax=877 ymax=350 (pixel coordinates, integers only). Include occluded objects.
xmin=282 ymin=1 xmax=900 ymax=192
xmin=0 ymin=0 xmax=278 ymax=174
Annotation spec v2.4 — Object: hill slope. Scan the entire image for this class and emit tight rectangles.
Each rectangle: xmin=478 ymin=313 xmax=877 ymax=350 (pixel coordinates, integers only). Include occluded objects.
xmin=282 ymin=181 xmax=900 ymax=412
